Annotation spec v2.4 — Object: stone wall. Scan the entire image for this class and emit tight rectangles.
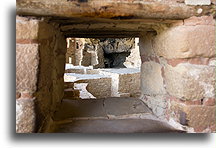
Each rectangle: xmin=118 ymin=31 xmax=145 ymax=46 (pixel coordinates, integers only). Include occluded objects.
xmin=65 ymin=38 xmax=140 ymax=68
xmin=16 ymin=16 xmax=67 ymax=133
xmin=139 ymin=16 xmax=215 ymax=132
xmin=66 ymin=38 xmax=76 ymax=64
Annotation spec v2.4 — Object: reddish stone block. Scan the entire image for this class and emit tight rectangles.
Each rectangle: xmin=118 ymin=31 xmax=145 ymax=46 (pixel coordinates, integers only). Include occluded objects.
xmin=16 ymin=39 xmax=38 ymax=44
xmin=154 ymin=25 xmax=215 ymax=59
xmin=169 ymin=99 xmax=216 ymax=132
xmin=21 ymin=92 xmax=34 ymax=99
xmin=203 ymin=98 xmax=216 ymax=106
xmin=167 ymin=57 xmax=210 ymax=67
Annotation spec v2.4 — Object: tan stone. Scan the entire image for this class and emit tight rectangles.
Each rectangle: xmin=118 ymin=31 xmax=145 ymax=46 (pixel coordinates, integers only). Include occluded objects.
xmin=16 ymin=98 xmax=36 ymax=133
xmin=141 ymin=61 xmax=166 ymax=95
xmin=139 ymin=32 xmax=155 ymax=57
xmin=16 ymin=44 xmax=39 ymax=93
xmin=169 ymin=100 xmax=215 ymax=132
xmin=184 ymin=16 xmax=215 ymax=26
xmin=16 ymin=16 xmax=39 ymax=40
xmin=141 ymin=95 xmax=167 ymax=119
xmin=164 ymin=63 xmax=215 ymax=100
xmin=154 ymin=25 xmax=215 ymax=59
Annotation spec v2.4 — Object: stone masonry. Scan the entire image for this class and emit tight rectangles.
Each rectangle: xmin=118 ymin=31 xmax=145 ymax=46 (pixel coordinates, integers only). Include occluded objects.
xmin=16 ymin=16 xmax=67 ymax=133
xmin=16 ymin=0 xmax=215 ymax=133
xmin=140 ymin=16 xmax=215 ymax=132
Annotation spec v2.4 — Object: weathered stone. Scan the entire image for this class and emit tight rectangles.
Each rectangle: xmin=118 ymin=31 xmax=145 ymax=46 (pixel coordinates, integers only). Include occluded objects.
xmin=164 ymin=63 xmax=215 ymax=100
xmin=101 ymin=38 xmax=134 ymax=54
xmin=17 ymin=0 xmax=214 ymax=21
xmin=141 ymin=61 xmax=166 ymax=95
xmin=141 ymin=95 xmax=167 ymax=119
xmin=16 ymin=16 xmax=39 ymax=40
xmin=53 ymin=99 xmax=107 ymax=120
xmin=99 ymin=68 xmax=141 ymax=97
xmin=182 ymin=105 xmax=215 ymax=132
xmin=16 ymin=98 xmax=36 ymax=133
xmin=203 ymin=98 xmax=216 ymax=106
xmin=123 ymin=38 xmax=141 ymax=68
xmin=139 ymin=32 xmax=156 ymax=57
xmin=21 ymin=92 xmax=33 ymax=99
xmin=184 ymin=16 xmax=215 ymax=26
xmin=154 ymin=25 xmax=215 ymax=59
xmin=185 ymin=0 xmax=211 ymax=5
xmin=16 ymin=44 xmax=39 ymax=93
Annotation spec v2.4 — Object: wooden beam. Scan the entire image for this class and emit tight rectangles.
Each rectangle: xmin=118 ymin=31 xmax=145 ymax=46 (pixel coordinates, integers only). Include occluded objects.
xmin=16 ymin=0 xmax=215 ymax=20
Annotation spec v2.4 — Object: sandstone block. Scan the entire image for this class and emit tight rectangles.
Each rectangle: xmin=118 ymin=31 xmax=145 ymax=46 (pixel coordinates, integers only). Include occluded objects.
xmin=185 ymin=0 xmax=211 ymax=5
xmin=184 ymin=16 xmax=215 ymax=26
xmin=16 ymin=16 xmax=39 ymax=40
xmin=141 ymin=95 xmax=167 ymax=119
xmin=154 ymin=25 xmax=215 ymax=59
xmin=16 ymin=44 xmax=39 ymax=93
xmin=139 ymin=32 xmax=155 ymax=57
xmin=203 ymin=98 xmax=216 ymax=106
xmin=164 ymin=63 xmax=215 ymax=100
xmin=170 ymin=100 xmax=215 ymax=132
xmin=141 ymin=61 xmax=166 ymax=95
xmin=16 ymin=98 xmax=36 ymax=133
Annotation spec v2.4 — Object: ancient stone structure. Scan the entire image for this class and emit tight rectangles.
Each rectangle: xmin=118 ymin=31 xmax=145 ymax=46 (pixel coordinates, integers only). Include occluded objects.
xmin=65 ymin=38 xmax=140 ymax=68
xmin=64 ymin=65 xmax=141 ymax=98
xmin=16 ymin=0 xmax=215 ymax=133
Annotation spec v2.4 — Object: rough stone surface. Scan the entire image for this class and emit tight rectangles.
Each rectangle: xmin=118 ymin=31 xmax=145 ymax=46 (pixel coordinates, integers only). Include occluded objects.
xmin=16 ymin=16 xmax=39 ymax=40
xmin=17 ymin=0 xmax=215 ymax=21
xmin=141 ymin=95 xmax=167 ymax=119
xmin=170 ymin=100 xmax=215 ymax=132
xmin=124 ymin=38 xmax=141 ymax=68
xmin=16 ymin=44 xmax=39 ymax=93
xmin=52 ymin=119 xmax=181 ymax=133
xmin=154 ymin=25 xmax=215 ymax=59
xmin=99 ymin=68 xmax=141 ymax=97
xmin=104 ymin=97 xmax=151 ymax=116
xmin=53 ymin=97 xmax=153 ymax=121
xmin=141 ymin=61 xmax=166 ymax=95
xmin=164 ymin=63 xmax=215 ymax=100
xmin=16 ymin=98 xmax=36 ymax=133
xmin=16 ymin=17 xmax=67 ymax=132
xmin=100 ymin=38 xmax=134 ymax=54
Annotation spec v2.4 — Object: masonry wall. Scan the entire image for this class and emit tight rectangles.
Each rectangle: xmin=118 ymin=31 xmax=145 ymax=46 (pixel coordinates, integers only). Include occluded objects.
xmin=139 ymin=16 xmax=216 ymax=133
xmin=16 ymin=16 xmax=66 ymax=133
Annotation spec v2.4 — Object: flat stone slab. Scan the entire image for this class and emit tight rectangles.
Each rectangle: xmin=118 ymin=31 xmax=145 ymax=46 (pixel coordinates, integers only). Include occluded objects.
xmin=53 ymin=97 xmax=151 ymax=120
xmin=99 ymin=68 xmax=140 ymax=74
xmin=54 ymin=99 xmax=106 ymax=120
xmin=104 ymin=97 xmax=151 ymax=116
xmin=52 ymin=119 xmax=183 ymax=133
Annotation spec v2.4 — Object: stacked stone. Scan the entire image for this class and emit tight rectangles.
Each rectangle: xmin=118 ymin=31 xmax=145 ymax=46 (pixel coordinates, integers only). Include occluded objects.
xmin=16 ymin=16 xmax=67 ymax=133
xmin=140 ymin=16 xmax=215 ymax=132
xmin=16 ymin=16 xmax=39 ymax=133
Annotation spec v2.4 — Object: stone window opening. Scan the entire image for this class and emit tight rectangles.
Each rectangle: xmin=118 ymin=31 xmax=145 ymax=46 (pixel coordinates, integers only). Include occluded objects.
xmin=16 ymin=0 xmax=215 ymax=133
xmin=64 ymin=37 xmax=141 ymax=100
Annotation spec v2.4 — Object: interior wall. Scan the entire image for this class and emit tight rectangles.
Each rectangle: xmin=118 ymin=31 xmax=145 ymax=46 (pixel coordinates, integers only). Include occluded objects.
xmin=139 ymin=16 xmax=215 ymax=132
xmin=16 ymin=16 xmax=67 ymax=133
